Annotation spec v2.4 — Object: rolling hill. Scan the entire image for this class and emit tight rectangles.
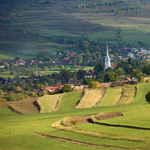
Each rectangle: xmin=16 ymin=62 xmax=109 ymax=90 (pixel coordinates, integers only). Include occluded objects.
xmin=1 ymin=83 xmax=150 ymax=149
xmin=1 ymin=0 xmax=150 ymax=57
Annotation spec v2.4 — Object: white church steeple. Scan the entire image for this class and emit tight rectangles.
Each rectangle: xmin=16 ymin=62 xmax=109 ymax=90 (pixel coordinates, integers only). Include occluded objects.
xmin=104 ymin=45 xmax=111 ymax=71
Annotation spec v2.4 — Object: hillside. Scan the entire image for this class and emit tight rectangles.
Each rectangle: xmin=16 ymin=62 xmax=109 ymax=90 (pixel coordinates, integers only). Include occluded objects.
xmin=1 ymin=83 xmax=150 ymax=149
xmin=1 ymin=0 xmax=150 ymax=57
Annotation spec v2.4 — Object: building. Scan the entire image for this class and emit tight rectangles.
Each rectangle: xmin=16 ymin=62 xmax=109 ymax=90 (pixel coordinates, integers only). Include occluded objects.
xmin=104 ymin=46 xmax=111 ymax=71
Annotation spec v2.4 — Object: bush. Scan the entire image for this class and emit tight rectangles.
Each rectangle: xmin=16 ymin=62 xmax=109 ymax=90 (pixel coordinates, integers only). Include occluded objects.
xmin=145 ymin=91 xmax=150 ymax=103
xmin=38 ymin=90 xmax=48 ymax=97
xmin=63 ymin=84 xmax=72 ymax=92
xmin=5 ymin=93 xmax=19 ymax=101
xmin=89 ymin=81 xmax=99 ymax=88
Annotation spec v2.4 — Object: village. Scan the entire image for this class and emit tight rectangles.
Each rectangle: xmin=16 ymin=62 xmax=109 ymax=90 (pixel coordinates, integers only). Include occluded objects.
xmin=0 ymin=45 xmax=150 ymax=102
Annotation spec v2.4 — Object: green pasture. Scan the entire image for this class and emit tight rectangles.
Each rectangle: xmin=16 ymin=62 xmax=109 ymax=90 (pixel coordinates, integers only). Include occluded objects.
xmin=35 ymin=42 xmax=68 ymax=51
xmin=72 ymin=13 xmax=150 ymax=44
xmin=37 ymin=29 xmax=80 ymax=37
xmin=99 ymin=87 xmax=122 ymax=106
xmin=0 ymin=50 xmax=32 ymax=60
xmin=1 ymin=83 xmax=150 ymax=149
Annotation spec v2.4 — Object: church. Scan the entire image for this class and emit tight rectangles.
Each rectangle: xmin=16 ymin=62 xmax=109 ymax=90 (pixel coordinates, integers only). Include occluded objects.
xmin=104 ymin=46 xmax=111 ymax=71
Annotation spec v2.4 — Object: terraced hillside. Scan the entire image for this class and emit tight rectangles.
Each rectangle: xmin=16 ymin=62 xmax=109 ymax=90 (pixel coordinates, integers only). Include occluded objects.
xmin=75 ymin=88 xmax=106 ymax=109
xmin=118 ymin=85 xmax=136 ymax=104
xmin=1 ymin=83 xmax=150 ymax=150
xmin=36 ymin=94 xmax=63 ymax=113
xmin=99 ymin=87 xmax=122 ymax=106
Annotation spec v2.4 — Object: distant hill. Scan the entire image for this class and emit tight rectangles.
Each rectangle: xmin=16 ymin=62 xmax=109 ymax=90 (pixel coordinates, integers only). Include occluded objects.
xmin=1 ymin=0 xmax=150 ymax=56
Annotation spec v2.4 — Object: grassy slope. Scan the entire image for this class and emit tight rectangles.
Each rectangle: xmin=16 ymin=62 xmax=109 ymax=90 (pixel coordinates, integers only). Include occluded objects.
xmin=76 ymin=88 xmax=106 ymax=108
xmin=133 ymin=83 xmax=150 ymax=103
xmin=37 ymin=94 xmax=63 ymax=113
xmin=99 ymin=87 xmax=122 ymax=106
xmin=118 ymin=85 xmax=136 ymax=104
xmin=1 ymin=84 xmax=150 ymax=149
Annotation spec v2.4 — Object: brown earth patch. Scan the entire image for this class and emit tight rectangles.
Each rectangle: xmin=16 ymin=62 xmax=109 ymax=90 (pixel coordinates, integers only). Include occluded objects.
xmin=65 ymin=112 xmax=123 ymax=126
xmin=1 ymin=98 xmax=39 ymax=114
xmin=95 ymin=112 xmax=123 ymax=120
xmin=65 ymin=115 xmax=94 ymax=126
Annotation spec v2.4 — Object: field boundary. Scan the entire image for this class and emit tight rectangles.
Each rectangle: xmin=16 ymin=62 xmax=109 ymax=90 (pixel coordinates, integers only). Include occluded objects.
xmin=131 ymin=84 xmax=138 ymax=103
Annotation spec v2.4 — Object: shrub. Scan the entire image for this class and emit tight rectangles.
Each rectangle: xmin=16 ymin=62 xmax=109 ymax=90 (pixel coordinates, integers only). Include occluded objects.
xmin=38 ymin=90 xmax=48 ymax=97
xmin=145 ymin=91 xmax=150 ymax=103
xmin=89 ymin=81 xmax=99 ymax=88
xmin=63 ymin=84 xmax=72 ymax=92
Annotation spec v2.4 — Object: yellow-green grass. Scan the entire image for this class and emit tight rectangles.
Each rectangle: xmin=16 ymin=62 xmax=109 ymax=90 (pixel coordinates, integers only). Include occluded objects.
xmin=0 ymin=50 xmax=31 ymax=60
xmin=133 ymin=83 xmax=150 ymax=103
xmin=118 ymin=85 xmax=136 ymax=104
xmin=1 ymin=83 xmax=150 ymax=150
xmin=99 ymin=87 xmax=122 ymax=106
xmin=72 ymin=13 xmax=150 ymax=44
xmin=57 ymin=91 xmax=82 ymax=112
xmin=0 ymin=99 xmax=148 ymax=149
xmin=36 ymin=94 xmax=63 ymax=113
xmin=76 ymin=88 xmax=106 ymax=109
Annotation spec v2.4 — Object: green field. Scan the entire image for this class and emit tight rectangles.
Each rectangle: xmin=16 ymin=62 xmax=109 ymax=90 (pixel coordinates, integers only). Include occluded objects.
xmin=99 ymin=87 xmax=122 ymax=106
xmin=1 ymin=83 xmax=150 ymax=149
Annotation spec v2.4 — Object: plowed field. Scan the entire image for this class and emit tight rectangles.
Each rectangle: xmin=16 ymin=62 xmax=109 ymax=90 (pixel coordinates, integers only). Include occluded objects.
xmin=8 ymin=98 xmax=39 ymax=114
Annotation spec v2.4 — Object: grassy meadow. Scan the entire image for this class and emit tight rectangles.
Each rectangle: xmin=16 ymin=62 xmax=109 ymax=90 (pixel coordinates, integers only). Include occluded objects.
xmin=1 ymin=83 xmax=150 ymax=149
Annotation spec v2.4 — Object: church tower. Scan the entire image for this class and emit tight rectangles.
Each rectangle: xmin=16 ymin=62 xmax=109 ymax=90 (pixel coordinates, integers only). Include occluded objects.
xmin=104 ymin=46 xmax=111 ymax=71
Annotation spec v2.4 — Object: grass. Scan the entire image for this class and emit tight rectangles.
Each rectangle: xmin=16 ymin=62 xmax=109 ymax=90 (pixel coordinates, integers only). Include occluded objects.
xmin=99 ymin=87 xmax=122 ymax=106
xmin=57 ymin=91 xmax=82 ymax=112
xmin=76 ymin=88 xmax=106 ymax=108
xmin=133 ymin=83 xmax=150 ymax=103
xmin=1 ymin=83 xmax=150 ymax=149
xmin=118 ymin=85 xmax=136 ymax=104
xmin=37 ymin=94 xmax=63 ymax=113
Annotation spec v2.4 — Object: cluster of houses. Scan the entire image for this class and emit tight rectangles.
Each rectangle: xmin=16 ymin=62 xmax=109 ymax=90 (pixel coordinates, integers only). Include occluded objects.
xmin=0 ymin=46 xmax=150 ymax=68
xmin=117 ymin=47 xmax=150 ymax=61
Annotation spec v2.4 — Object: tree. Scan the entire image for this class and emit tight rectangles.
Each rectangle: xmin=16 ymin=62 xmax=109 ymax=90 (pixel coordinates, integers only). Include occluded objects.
xmin=0 ymin=90 xmax=4 ymax=97
xmin=39 ymin=75 xmax=49 ymax=83
xmin=61 ymin=70 xmax=72 ymax=83
xmin=67 ymin=39 xmax=75 ymax=47
xmin=35 ymin=83 xmax=44 ymax=89
xmin=73 ymin=63 xmax=77 ymax=70
xmin=105 ymin=67 xmax=113 ymax=73
xmin=63 ymin=84 xmax=72 ymax=92
xmin=29 ymin=92 xmax=38 ymax=97
xmin=83 ymin=77 xmax=94 ymax=85
xmin=9 ymin=85 xmax=16 ymax=91
xmin=104 ymin=72 xmax=119 ymax=82
xmin=76 ymin=55 xmax=83 ymax=65
xmin=89 ymin=81 xmax=99 ymax=88
xmin=48 ymin=66 xmax=53 ymax=71
xmin=94 ymin=62 xmax=105 ymax=74
xmin=77 ymin=69 xmax=86 ymax=79
xmin=16 ymin=86 xmax=22 ymax=92
xmin=73 ymin=76 xmax=77 ymax=85
xmin=142 ymin=64 xmax=150 ymax=75
xmin=5 ymin=93 xmax=19 ymax=101
xmin=145 ymin=91 xmax=150 ymax=103
xmin=48 ymin=78 xmax=55 ymax=86
xmin=38 ymin=90 xmax=48 ymax=97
